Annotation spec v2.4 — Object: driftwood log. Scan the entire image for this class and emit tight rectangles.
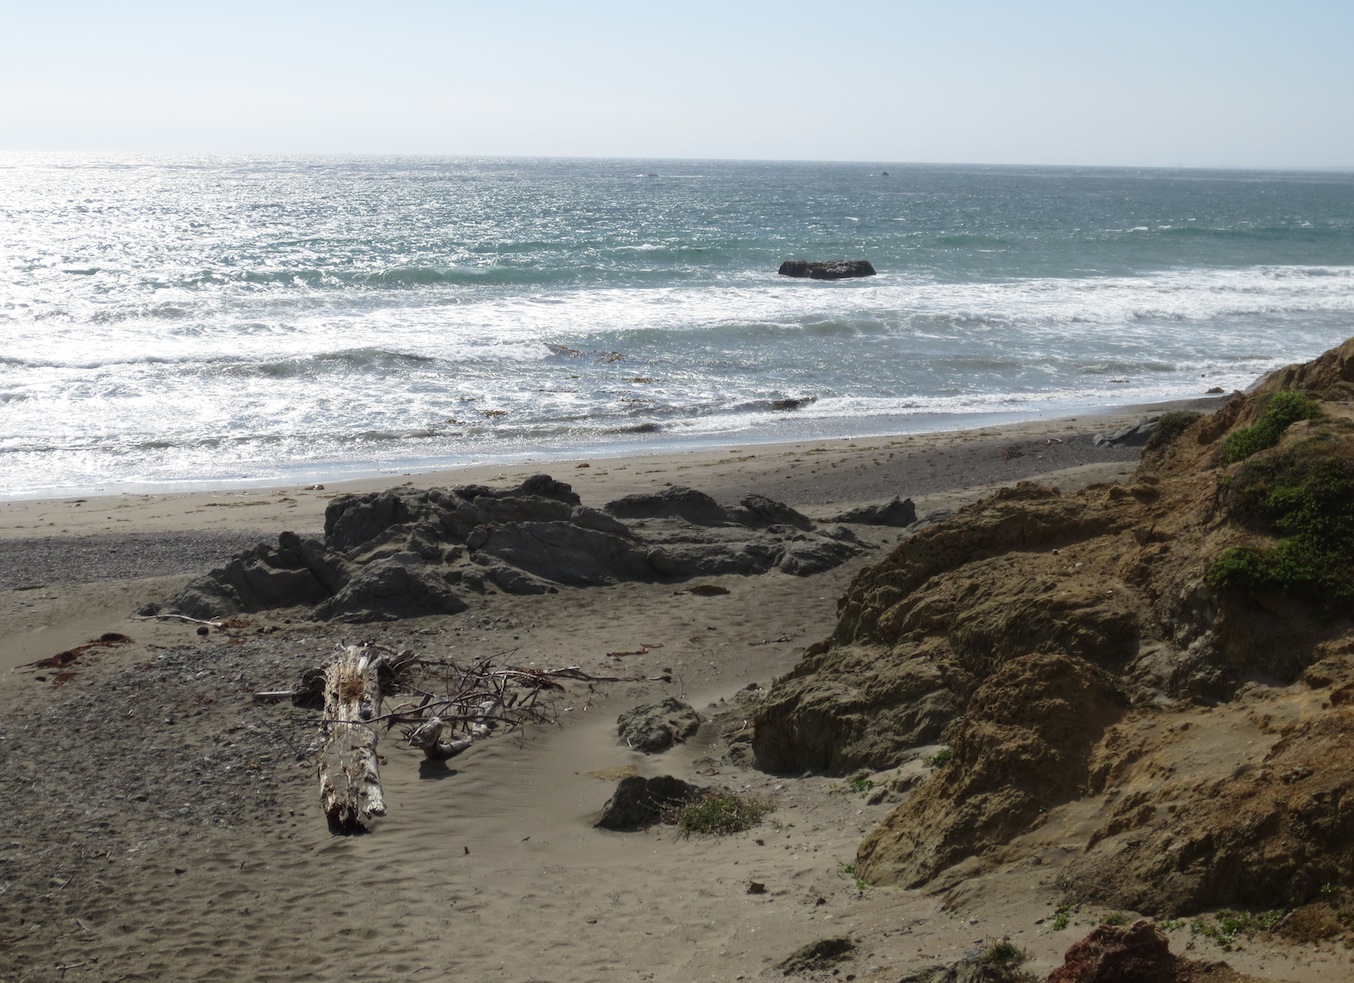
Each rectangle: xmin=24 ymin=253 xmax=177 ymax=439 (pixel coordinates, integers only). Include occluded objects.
xmin=318 ymin=643 xmax=387 ymax=833
xmin=286 ymin=642 xmax=673 ymax=832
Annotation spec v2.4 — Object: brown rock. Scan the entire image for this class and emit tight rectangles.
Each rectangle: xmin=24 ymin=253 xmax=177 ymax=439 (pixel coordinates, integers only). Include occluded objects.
xmin=1048 ymin=920 xmax=1176 ymax=983
xmin=753 ymin=335 xmax=1354 ymax=916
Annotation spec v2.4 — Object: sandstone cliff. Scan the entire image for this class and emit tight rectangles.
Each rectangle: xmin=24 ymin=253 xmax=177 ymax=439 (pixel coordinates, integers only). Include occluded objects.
xmin=753 ymin=336 xmax=1354 ymax=917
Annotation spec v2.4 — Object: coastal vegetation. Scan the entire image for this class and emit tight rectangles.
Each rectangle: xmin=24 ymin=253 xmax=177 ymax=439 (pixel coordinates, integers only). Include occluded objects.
xmin=1217 ymin=390 xmax=1320 ymax=463
xmin=1208 ymin=435 xmax=1354 ymax=612
xmin=1144 ymin=409 xmax=1203 ymax=452
xmin=674 ymin=791 xmax=774 ymax=837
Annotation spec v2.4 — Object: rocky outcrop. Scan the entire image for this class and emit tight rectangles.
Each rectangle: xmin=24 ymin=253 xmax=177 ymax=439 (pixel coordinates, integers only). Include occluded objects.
xmin=753 ymin=335 xmax=1354 ymax=917
xmin=778 ymin=259 xmax=877 ymax=279
xmin=151 ymin=476 xmax=882 ymax=622
xmin=856 ymin=653 xmax=1126 ymax=887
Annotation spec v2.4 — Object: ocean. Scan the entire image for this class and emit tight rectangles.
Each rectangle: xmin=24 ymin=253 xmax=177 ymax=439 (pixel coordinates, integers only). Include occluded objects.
xmin=3 ymin=155 xmax=1353 ymax=499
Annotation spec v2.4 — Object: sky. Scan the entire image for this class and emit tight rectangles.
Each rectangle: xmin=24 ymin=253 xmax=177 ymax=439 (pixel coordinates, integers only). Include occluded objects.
xmin=2 ymin=0 xmax=1351 ymax=169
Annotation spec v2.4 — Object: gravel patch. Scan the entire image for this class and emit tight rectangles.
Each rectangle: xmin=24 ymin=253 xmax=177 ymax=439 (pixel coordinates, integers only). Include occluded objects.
xmin=0 ymin=531 xmax=275 ymax=590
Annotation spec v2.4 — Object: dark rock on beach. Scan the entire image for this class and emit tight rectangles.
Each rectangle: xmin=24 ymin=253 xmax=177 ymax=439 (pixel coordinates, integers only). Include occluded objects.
xmin=595 ymin=775 xmax=703 ymax=830
xmin=1092 ymin=416 xmax=1160 ymax=447
xmin=151 ymin=475 xmax=895 ymax=623
xmin=777 ymin=259 xmax=877 ymax=280
xmin=832 ymin=495 xmax=917 ymax=527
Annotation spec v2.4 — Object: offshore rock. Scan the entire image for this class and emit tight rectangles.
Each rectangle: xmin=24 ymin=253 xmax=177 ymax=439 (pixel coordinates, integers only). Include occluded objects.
xmin=777 ymin=259 xmax=877 ymax=279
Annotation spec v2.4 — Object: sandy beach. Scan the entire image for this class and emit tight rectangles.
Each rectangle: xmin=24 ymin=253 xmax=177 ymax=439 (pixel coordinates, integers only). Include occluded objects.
xmin=3 ymin=401 xmax=1343 ymax=983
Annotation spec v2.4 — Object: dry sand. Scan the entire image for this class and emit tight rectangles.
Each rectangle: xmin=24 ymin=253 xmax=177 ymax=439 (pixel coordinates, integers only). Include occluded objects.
xmin=2 ymin=405 xmax=1339 ymax=982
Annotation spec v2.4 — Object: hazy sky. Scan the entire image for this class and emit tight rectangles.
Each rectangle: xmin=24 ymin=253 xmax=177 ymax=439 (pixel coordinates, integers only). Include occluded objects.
xmin=3 ymin=1 xmax=1350 ymax=168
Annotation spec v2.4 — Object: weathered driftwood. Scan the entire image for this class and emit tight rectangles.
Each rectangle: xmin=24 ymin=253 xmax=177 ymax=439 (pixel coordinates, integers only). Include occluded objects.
xmin=318 ymin=643 xmax=387 ymax=833
xmin=405 ymin=704 xmax=492 ymax=761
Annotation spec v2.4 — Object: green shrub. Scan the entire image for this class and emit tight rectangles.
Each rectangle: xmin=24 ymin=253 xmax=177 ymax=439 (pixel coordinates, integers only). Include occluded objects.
xmin=675 ymin=791 xmax=774 ymax=837
xmin=1207 ymin=442 xmax=1354 ymax=613
xmin=1145 ymin=410 xmax=1203 ymax=452
xmin=1218 ymin=391 xmax=1320 ymax=464
xmin=926 ymin=747 xmax=954 ymax=768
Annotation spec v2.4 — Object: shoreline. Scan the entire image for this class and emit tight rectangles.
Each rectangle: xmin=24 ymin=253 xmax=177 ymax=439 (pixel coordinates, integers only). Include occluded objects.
xmin=0 ymin=397 xmax=1221 ymax=539
xmin=0 ymin=394 xmax=1228 ymax=506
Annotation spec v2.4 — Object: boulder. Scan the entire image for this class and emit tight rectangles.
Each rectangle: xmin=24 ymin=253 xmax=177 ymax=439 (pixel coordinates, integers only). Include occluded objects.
xmin=617 ymin=697 xmax=702 ymax=753
xmin=594 ymin=775 xmax=702 ymax=830
xmin=778 ymin=259 xmax=877 ymax=280
xmin=1047 ymin=921 xmax=1176 ymax=983
xmin=1093 ymin=418 xmax=1159 ymax=448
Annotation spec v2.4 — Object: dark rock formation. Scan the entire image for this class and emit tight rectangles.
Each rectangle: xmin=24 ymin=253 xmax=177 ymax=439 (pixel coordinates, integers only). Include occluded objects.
xmin=832 ymin=495 xmax=917 ymax=527
xmin=150 ymin=475 xmax=871 ymax=622
xmin=603 ymin=485 xmax=731 ymax=525
xmin=777 ymin=259 xmax=877 ymax=280
xmin=594 ymin=775 xmax=702 ymax=830
xmin=617 ymin=697 xmax=701 ymax=753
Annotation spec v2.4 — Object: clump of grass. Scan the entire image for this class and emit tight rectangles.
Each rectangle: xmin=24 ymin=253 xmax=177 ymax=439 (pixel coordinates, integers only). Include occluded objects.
xmin=981 ymin=940 xmax=1028 ymax=967
xmin=1207 ymin=439 xmax=1354 ymax=613
xmin=675 ymin=791 xmax=774 ymax=837
xmin=1218 ymin=391 xmax=1320 ymax=464
xmin=846 ymin=775 xmax=875 ymax=794
xmin=1051 ymin=903 xmax=1073 ymax=931
xmin=1145 ymin=410 xmax=1203 ymax=452
xmin=1102 ymin=911 xmax=1130 ymax=926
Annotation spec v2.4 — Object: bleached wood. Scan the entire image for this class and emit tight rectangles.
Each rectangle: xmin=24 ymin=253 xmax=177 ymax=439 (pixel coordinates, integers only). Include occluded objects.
xmin=317 ymin=644 xmax=387 ymax=832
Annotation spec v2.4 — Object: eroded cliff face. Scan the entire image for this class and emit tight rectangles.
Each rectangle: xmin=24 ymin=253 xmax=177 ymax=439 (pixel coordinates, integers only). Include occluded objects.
xmin=753 ymin=336 xmax=1354 ymax=916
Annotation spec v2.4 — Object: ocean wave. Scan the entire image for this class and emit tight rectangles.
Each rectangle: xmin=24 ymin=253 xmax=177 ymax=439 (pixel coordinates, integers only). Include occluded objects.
xmin=223 ymin=348 xmax=441 ymax=379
